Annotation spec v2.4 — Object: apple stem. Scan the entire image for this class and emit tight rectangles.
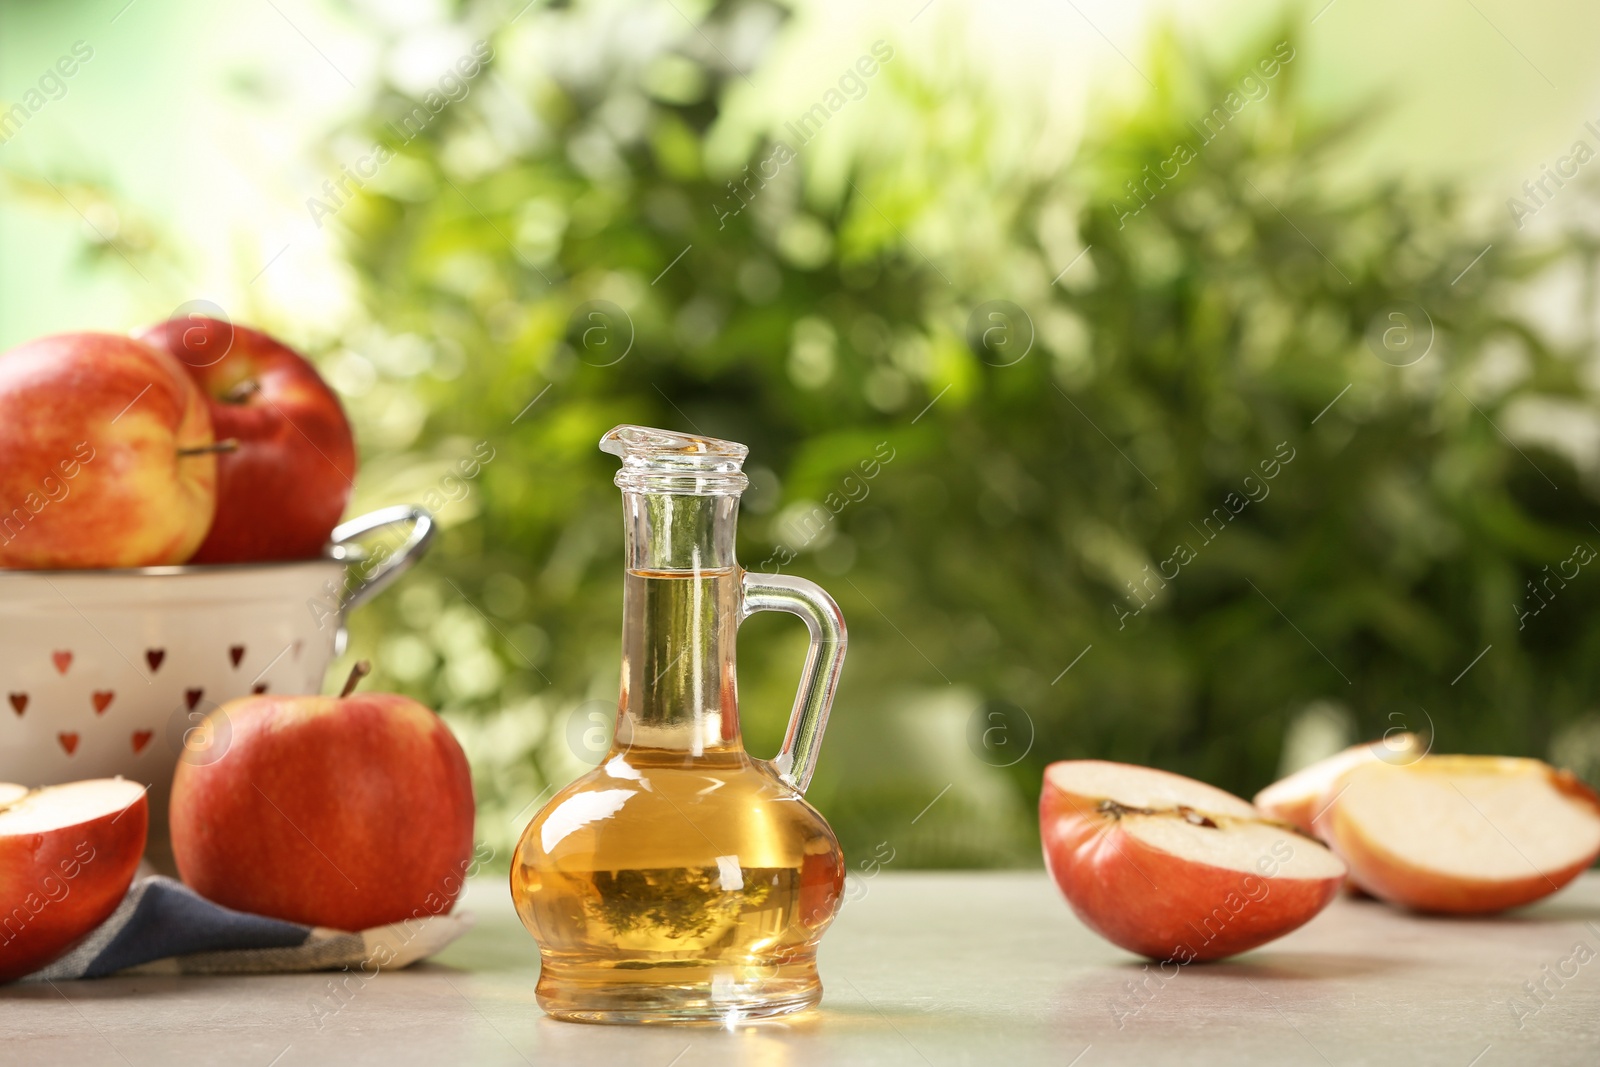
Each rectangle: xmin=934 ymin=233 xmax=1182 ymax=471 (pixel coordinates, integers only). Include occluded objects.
xmin=226 ymin=379 xmax=261 ymax=403
xmin=177 ymin=438 xmax=240 ymax=457
xmin=340 ymin=660 xmax=372 ymax=698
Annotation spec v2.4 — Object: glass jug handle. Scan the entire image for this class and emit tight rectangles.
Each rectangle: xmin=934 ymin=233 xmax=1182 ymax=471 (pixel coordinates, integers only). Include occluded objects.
xmin=740 ymin=571 xmax=847 ymax=794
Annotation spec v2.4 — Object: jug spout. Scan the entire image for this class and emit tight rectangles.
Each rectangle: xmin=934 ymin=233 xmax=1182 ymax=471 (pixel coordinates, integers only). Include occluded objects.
xmin=599 ymin=425 xmax=749 ymax=496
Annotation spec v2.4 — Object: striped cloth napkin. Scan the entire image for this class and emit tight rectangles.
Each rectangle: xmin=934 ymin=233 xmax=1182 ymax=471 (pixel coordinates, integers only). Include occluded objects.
xmin=23 ymin=875 xmax=472 ymax=981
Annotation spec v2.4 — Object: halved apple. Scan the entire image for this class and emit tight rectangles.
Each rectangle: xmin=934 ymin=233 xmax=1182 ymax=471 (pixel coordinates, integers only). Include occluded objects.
xmin=0 ymin=778 xmax=147 ymax=982
xmin=1254 ymin=733 xmax=1421 ymax=835
xmin=1312 ymin=755 xmax=1600 ymax=914
xmin=1041 ymin=761 xmax=1346 ymax=962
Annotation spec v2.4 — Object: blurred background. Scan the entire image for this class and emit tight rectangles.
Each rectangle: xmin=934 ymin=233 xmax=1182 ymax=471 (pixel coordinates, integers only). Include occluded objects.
xmin=5 ymin=0 xmax=1600 ymax=870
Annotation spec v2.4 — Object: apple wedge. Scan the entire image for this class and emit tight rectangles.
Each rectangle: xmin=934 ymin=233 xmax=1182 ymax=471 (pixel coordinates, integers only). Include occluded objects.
xmin=1255 ymin=733 xmax=1422 ymax=835
xmin=1041 ymin=761 xmax=1346 ymax=962
xmin=0 ymin=778 xmax=147 ymax=982
xmin=1312 ymin=755 xmax=1600 ymax=915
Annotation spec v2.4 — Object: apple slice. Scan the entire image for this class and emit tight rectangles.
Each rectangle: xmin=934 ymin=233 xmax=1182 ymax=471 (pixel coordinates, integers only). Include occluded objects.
xmin=1313 ymin=756 xmax=1600 ymax=915
xmin=0 ymin=778 xmax=148 ymax=982
xmin=0 ymin=783 xmax=26 ymax=809
xmin=1041 ymin=760 xmax=1345 ymax=962
xmin=1255 ymin=733 xmax=1422 ymax=835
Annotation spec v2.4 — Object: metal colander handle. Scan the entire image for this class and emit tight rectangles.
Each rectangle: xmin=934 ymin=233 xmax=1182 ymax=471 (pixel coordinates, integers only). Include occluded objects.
xmin=332 ymin=505 xmax=435 ymax=613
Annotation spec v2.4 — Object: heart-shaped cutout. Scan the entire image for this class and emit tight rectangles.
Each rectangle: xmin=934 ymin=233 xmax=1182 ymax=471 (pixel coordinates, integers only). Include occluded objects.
xmin=8 ymin=693 xmax=25 ymax=716
xmin=52 ymin=650 xmax=72 ymax=675
xmin=185 ymin=687 xmax=204 ymax=710
xmin=146 ymin=648 xmax=166 ymax=672
xmin=58 ymin=732 xmax=79 ymax=755
xmin=131 ymin=730 xmax=153 ymax=754
xmin=92 ymin=690 xmax=115 ymax=714
xmin=229 ymin=645 xmax=246 ymax=668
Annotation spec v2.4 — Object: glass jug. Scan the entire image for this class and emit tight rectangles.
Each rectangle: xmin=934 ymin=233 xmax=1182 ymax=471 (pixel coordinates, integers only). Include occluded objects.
xmin=511 ymin=425 xmax=848 ymax=1024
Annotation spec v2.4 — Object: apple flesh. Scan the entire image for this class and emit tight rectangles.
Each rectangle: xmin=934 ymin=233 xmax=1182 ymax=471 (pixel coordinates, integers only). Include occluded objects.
xmin=0 ymin=778 xmax=148 ymax=982
xmin=1041 ymin=761 xmax=1346 ymax=962
xmin=0 ymin=332 xmax=216 ymax=568
xmin=1254 ymin=733 xmax=1422 ymax=836
xmin=170 ymin=687 xmax=474 ymax=931
xmin=1312 ymin=755 xmax=1600 ymax=914
xmin=136 ymin=317 xmax=355 ymax=563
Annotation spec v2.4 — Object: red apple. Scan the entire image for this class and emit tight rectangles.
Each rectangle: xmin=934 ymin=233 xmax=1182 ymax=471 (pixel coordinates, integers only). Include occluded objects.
xmin=1312 ymin=755 xmax=1600 ymax=914
xmin=0 ymin=332 xmax=216 ymax=568
xmin=0 ymin=778 xmax=148 ymax=982
xmin=170 ymin=665 xmax=474 ymax=931
xmin=136 ymin=317 xmax=355 ymax=562
xmin=1254 ymin=733 xmax=1422 ymax=836
xmin=1041 ymin=760 xmax=1346 ymax=962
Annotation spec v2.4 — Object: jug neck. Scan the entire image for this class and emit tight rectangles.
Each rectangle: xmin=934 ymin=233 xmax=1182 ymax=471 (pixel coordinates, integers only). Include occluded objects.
xmin=615 ymin=491 xmax=744 ymax=756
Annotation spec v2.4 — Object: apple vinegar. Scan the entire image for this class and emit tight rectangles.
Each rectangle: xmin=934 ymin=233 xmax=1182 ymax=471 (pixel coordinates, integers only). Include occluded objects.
xmin=512 ymin=428 xmax=849 ymax=1024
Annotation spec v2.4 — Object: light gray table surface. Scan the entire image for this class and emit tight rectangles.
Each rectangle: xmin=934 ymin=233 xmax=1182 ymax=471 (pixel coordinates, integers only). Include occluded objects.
xmin=3 ymin=871 xmax=1598 ymax=1066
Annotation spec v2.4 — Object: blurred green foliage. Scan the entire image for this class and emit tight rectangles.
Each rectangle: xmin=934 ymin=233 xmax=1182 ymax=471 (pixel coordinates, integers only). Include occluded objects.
xmin=319 ymin=2 xmax=1600 ymax=868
